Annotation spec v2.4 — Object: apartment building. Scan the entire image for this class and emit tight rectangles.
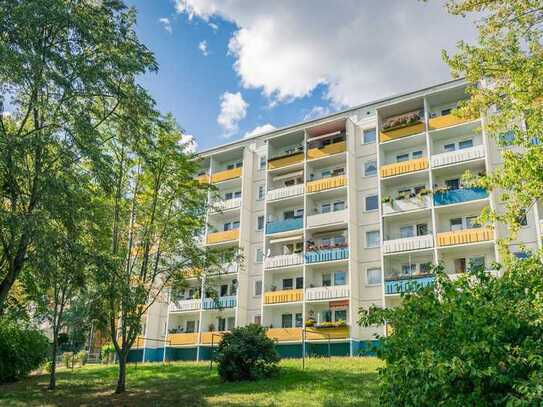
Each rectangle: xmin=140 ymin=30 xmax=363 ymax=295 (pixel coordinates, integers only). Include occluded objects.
xmin=128 ymin=79 xmax=542 ymax=362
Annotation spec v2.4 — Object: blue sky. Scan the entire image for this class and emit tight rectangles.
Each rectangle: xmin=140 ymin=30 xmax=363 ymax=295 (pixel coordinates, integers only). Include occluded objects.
xmin=126 ymin=1 xmax=477 ymax=151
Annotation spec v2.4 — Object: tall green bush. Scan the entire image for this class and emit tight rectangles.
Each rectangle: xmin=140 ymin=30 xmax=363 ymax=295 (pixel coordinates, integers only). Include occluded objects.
xmin=360 ymin=258 xmax=543 ymax=406
xmin=0 ymin=320 xmax=49 ymax=383
xmin=216 ymin=324 xmax=280 ymax=382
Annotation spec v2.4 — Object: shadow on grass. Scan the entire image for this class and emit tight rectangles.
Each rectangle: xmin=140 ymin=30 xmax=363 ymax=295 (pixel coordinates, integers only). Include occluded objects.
xmin=0 ymin=358 xmax=381 ymax=407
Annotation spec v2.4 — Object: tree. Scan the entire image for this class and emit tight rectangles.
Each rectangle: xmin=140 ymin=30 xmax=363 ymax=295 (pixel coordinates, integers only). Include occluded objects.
xmin=92 ymin=114 xmax=222 ymax=394
xmin=359 ymin=260 xmax=543 ymax=405
xmin=0 ymin=0 xmax=156 ymax=311
xmin=439 ymin=0 xmax=543 ymax=243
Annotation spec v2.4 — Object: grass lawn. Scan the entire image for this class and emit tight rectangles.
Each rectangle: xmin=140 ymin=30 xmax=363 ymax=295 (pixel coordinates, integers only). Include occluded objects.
xmin=0 ymin=357 xmax=382 ymax=406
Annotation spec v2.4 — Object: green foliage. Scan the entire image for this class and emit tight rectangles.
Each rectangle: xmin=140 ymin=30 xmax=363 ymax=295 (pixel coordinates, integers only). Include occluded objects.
xmin=0 ymin=320 xmax=49 ymax=383
xmin=216 ymin=324 xmax=280 ymax=382
xmin=75 ymin=351 xmax=88 ymax=366
xmin=359 ymin=259 xmax=543 ymax=406
xmin=100 ymin=343 xmax=115 ymax=364
xmin=62 ymin=352 xmax=74 ymax=369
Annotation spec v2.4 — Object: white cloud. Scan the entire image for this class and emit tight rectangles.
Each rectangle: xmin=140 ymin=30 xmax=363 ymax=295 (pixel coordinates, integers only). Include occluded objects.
xmin=175 ymin=1 xmax=477 ymax=107
xmin=217 ymin=91 xmax=248 ymax=137
xmin=181 ymin=133 xmax=197 ymax=153
xmin=244 ymin=123 xmax=276 ymax=138
xmin=198 ymin=40 xmax=209 ymax=56
xmin=209 ymin=22 xmax=219 ymax=31
xmin=303 ymin=106 xmax=333 ymax=121
xmin=159 ymin=17 xmax=172 ymax=34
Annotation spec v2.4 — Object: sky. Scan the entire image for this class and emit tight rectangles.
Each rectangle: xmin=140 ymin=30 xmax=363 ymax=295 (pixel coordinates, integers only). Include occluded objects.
xmin=126 ymin=0 xmax=478 ymax=151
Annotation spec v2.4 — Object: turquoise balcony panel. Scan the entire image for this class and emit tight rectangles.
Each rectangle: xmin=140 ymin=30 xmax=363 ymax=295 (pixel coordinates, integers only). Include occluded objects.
xmin=203 ymin=296 xmax=237 ymax=310
xmin=305 ymin=248 xmax=349 ymax=264
xmin=433 ymin=187 xmax=488 ymax=206
xmin=385 ymin=276 xmax=435 ymax=295
xmin=266 ymin=217 xmax=303 ymax=234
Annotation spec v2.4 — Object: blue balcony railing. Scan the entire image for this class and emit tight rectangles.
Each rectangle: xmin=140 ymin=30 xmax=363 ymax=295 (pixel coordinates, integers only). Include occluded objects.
xmin=384 ymin=276 xmax=435 ymax=295
xmin=433 ymin=187 xmax=488 ymax=206
xmin=266 ymin=217 xmax=303 ymax=234
xmin=305 ymin=247 xmax=349 ymax=264
xmin=203 ymin=296 xmax=237 ymax=310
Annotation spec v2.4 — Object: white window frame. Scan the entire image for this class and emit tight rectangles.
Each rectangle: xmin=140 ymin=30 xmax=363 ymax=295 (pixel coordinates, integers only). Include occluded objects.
xmin=256 ymin=215 xmax=265 ymax=231
xmin=364 ymin=160 xmax=377 ymax=177
xmin=366 ymin=267 xmax=382 ymax=286
xmin=255 ymin=248 xmax=264 ymax=264
xmin=365 ymin=194 xmax=379 ymax=212
xmin=254 ymin=280 xmax=262 ymax=297
xmin=362 ymin=128 xmax=377 ymax=144
xmin=257 ymin=185 xmax=265 ymax=201
xmin=366 ymin=230 xmax=380 ymax=248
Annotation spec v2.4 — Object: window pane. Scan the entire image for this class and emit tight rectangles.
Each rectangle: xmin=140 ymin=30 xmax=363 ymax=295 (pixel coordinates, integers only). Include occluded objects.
xmin=366 ymin=231 xmax=380 ymax=248
xmin=334 ymin=271 xmax=346 ymax=285
xmin=333 ymin=201 xmax=345 ymax=211
xmin=322 ymin=274 xmax=332 ymax=287
xmin=469 ymin=256 xmax=485 ymax=271
xmin=364 ymin=160 xmax=377 ymax=176
xmin=295 ymin=277 xmax=303 ymax=289
xmin=295 ymin=313 xmax=303 ymax=328
xmin=225 ymin=192 xmax=233 ymax=200
xmin=257 ymin=216 xmax=264 ymax=231
xmin=396 ymin=153 xmax=409 ymax=162
xmin=454 ymin=258 xmax=466 ymax=273
xmin=366 ymin=195 xmax=378 ymax=211
xmin=334 ymin=310 xmax=347 ymax=322
xmin=282 ymin=278 xmax=293 ymax=290
xmin=412 ymin=150 xmax=423 ymax=159
xmin=256 ymin=248 xmax=263 ymax=263
xmin=281 ymin=314 xmax=293 ymax=328
xmin=233 ymin=221 xmax=240 ymax=229
xmin=400 ymin=226 xmax=414 ymax=238
xmin=363 ymin=128 xmax=376 ymax=144
xmin=416 ymin=223 xmax=428 ymax=236
xmin=444 ymin=143 xmax=456 ymax=152
xmin=259 ymin=155 xmax=267 ymax=169
xmin=446 ymin=179 xmax=460 ymax=190
xmin=466 ymin=216 xmax=480 ymax=229
xmin=450 ymin=218 xmax=463 ymax=231
xmin=459 ymin=139 xmax=473 ymax=149
xmin=401 ymin=264 xmax=416 ymax=275
xmin=367 ymin=268 xmax=381 ymax=285
xmin=321 ymin=203 xmax=331 ymax=213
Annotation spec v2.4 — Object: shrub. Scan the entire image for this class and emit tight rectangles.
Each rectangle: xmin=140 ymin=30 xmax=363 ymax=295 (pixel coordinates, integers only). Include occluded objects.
xmin=100 ymin=343 xmax=115 ymax=364
xmin=62 ymin=352 xmax=74 ymax=369
xmin=75 ymin=350 xmax=88 ymax=366
xmin=216 ymin=324 xmax=280 ymax=382
xmin=0 ymin=320 xmax=49 ymax=383
xmin=360 ymin=258 xmax=543 ymax=406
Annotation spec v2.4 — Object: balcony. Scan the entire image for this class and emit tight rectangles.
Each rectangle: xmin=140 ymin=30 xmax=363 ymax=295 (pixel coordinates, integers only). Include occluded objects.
xmin=305 ymin=326 xmax=349 ymax=340
xmin=166 ymin=333 xmax=199 ymax=346
xmin=431 ymin=145 xmax=485 ymax=168
xmin=266 ymin=327 xmax=302 ymax=342
xmin=383 ymin=235 xmax=434 ymax=254
xmin=437 ymin=228 xmax=493 ymax=247
xmin=268 ymin=152 xmax=304 ymax=170
xmin=211 ymin=167 xmax=242 ymax=184
xmin=264 ymin=289 xmax=303 ymax=304
xmin=202 ymin=296 xmax=237 ymax=310
xmin=267 ymin=184 xmax=304 ymax=201
xmin=266 ymin=217 xmax=303 ymax=234
xmin=305 ymin=285 xmax=349 ymax=301
xmin=305 ymin=247 xmax=349 ymax=263
xmin=306 ymin=175 xmax=346 ymax=193
xmin=307 ymin=209 xmax=347 ymax=228
xmin=206 ymin=229 xmax=239 ymax=245
xmin=428 ymin=113 xmax=470 ymax=131
xmin=383 ymin=195 xmax=431 ymax=215
xmin=200 ymin=331 xmax=227 ymax=345
xmin=307 ymin=141 xmax=346 ymax=160
xmin=380 ymin=158 xmax=428 ymax=178
xmin=433 ymin=187 xmax=488 ymax=206
xmin=384 ymin=275 xmax=435 ymax=295
xmin=169 ymin=299 xmax=201 ymax=312
xmin=196 ymin=174 xmax=209 ymax=184
xmin=264 ymin=253 xmax=304 ymax=269
xmin=380 ymin=110 xmax=425 ymax=143
xmin=133 ymin=336 xmax=145 ymax=348
xmin=211 ymin=197 xmax=241 ymax=212
xmin=208 ymin=262 xmax=239 ymax=275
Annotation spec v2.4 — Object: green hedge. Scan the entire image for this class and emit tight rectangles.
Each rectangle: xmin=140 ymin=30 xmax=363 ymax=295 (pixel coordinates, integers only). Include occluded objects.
xmin=0 ymin=320 xmax=49 ymax=383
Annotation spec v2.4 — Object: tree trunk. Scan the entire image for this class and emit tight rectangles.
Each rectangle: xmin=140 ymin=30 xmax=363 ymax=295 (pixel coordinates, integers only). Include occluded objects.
xmin=48 ymin=335 xmax=57 ymax=390
xmin=115 ymin=350 xmax=127 ymax=394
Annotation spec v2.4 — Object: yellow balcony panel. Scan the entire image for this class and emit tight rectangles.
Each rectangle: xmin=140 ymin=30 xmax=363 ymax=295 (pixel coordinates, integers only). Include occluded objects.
xmin=305 ymin=326 xmax=349 ymax=340
xmin=132 ymin=336 xmax=145 ymax=348
xmin=267 ymin=328 xmax=302 ymax=342
xmin=380 ymin=122 xmax=425 ymax=142
xmin=167 ymin=333 xmax=199 ymax=346
xmin=307 ymin=141 xmax=346 ymax=160
xmin=196 ymin=174 xmax=210 ymax=184
xmin=437 ymin=228 xmax=493 ymax=247
xmin=264 ymin=289 xmax=303 ymax=304
xmin=182 ymin=267 xmax=202 ymax=278
xmin=211 ymin=167 xmax=242 ymax=183
xmin=268 ymin=153 xmax=304 ymax=170
xmin=429 ymin=114 xmax=470 ymax=130
xmin=380 ymin=158 xmax=428 ymax=178
xmin=306 ymin=175 xmax=346 ymax=193
xmin=206 ymin=229 xmax=240 ymax=245
xmin=200 ymin=331 xmax=227 ymax=345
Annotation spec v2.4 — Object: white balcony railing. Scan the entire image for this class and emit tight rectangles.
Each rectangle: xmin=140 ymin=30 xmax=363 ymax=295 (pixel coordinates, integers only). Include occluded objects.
xmin=267 ymin=184 xmax=304 ymax=201
xmin=264 ymin=253 xmax=304 ymax=269
xmin=305 ymin=285 xmax=350 ymax=301
xmin=209 ymin=262 xmax=239 ymax=275
xmin=382 ymin=196 xmax=431 ymax=215
xmin=169 ymin=299 xmax=201 ymax=312
xmin=383 ymin=234 xmax=434 ymax=254
xmin=306 ymin=209 xmax=348 ymax=228
xmin=211 ymin=197 xmax=241 ymax=212
xmin=431 ymin=145 xmax=485 ymax=168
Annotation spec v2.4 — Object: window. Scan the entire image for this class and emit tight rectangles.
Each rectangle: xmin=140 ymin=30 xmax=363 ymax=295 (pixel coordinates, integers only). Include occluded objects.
xmin=227 ymin=317 xmax=235 ymax=330
xmin=445 ymin=178 xmax=460 ymax=190
xmin=366 ymin=231 xmax=380 ymax=248
xmin=450 ymin=218 xmax=463 ymax=231
xmin=321 ymin=203 xmax=331 ymax=213
xmin=363 ymin=128 xmax=376 ymax=144
xmin=225 ymin=192 xmax=233 ymax=200
xmin=227 ymin=164 xmax=235 ymax=170
xmin=333 ymin=201 xmax=345 ymax=211
xmin=257 ymin=185 xmax=265 ymax=201
xmin=518 ymin=210 xmax=528 ymax=226
xmin=412 ymin=150 xmax=423 ymax=159
xmin=396 ymin=153 xmax=409 ymax=162
xmin=234 ymin=191 xmax=242 ymax=198
xmin=254 ymin=315 xmax=261 ymax=325
xmin=257 ymin=216 xmax=265 ymax=231
xmin=416 ymin=223 xmax=428 ymax=236
xmin=254 ymin=280 xmax=262 ymax=296
xmin=400 ymin=226 xmax=414 ymax=238
xmin=401 ymin=264 xmax=416 ymax=275
xmin=255 ymin=248 xmax=263 ymax=263
xmin=281 ymin=314 xmax=293 ymax=328
xmin=420 ymin=262 xmax=432 ymax=274
xmin=454 ymin=258 xmax=466 ymax=274
xmin=444 ymin=143 xmax=456 ymax=152
xmin=220 ymin=284 xmax=228 ymax=297
xmin=364 ymin=160 xmax=377 ymax=176
xmin=295 ymin=313 xmax=303 ymax=328
xmin=466 ymin=216 xmax=480 ymax=229
xmin=233 ymin=220 xmax=240 ymax=229
xmin=223 ymin=222 xmax=232 ymax=231
xmin=186 ymin=320 xmax=196 ymax=333
xmin=321 ymin=310 xmax=332 ymax=323
xmin=441 ymin=108 xmax=452 ymax=116
xmin=459 ymin=139 xmax=473 ymax=149
xmin=295 ymin=277 xmax=304 ymax=289
xmin=367 ymin=268 xmax=381 ymax=285
xmin=334 ymin=271 xmax=347 ymax=285
xmin=282 ymin=278 xmax=293 ymax=290
xmin=235 ymin=161 xmax=242 ymax=168
xmin=259 ymin=155 xmax=267 ymax=170
xmin=334 ymin=310 xmax=347 ymax=322
xmin=365 ymin=195 xmax=378 ymax=211
xmin=469 ymin=256 xmax=485 ymax=271
xmin=321 ymin=169 xmax=332 ymax=178
xmin=218 ymin=317 xmax=226 ymax=331
xmin=322 ymin=273 xmax=332 ymax=287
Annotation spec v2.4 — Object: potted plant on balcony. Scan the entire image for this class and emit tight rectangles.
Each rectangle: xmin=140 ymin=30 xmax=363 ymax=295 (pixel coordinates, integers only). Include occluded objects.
xmin=382 ymin=109 xmax=424 ymax=132
xmin=336 ymin=319 xmax=347 ymax=327
xmin=305 ymin=318 xmax=316 ymax=327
